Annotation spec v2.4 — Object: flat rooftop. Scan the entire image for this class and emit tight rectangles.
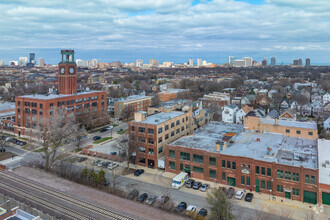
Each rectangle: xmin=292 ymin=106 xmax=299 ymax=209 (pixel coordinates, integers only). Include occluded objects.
xmin=116 ymin=95 xmax=151 ymax=103
xmin=158 ymin=89 xmax=189 ymax=94
xmin=136 ymin=111 xmax=184 ymax=125
xmin=152 ymin=99 xmax=191 ymax=108
xmin=18 ymin=90 xmax=104 ymax=100
xmin=0 ymin=102 xmax=15 ymax=112
xmin=171 ymin=122 xmax=318 ymax=169
xmin=259 ymin=118 xmax=317 ymax=130
xmin=318 ymin=139 xmax=330 ymax=185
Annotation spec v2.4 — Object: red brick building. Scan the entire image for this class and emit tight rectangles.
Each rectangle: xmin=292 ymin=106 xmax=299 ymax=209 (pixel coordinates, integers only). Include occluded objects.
xmin=165 ymin=122 xmax=319 ymax=204
xmin=14 ymin=50 xmax=107 ymax=136
xmin=200 ymin=92 xmax=230 ymax=109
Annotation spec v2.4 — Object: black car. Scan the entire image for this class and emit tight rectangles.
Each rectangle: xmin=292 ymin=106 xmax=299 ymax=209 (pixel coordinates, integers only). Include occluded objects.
xmin=100 ymin=128 xmax=108 ymax=133
xmin=109 ymin=151 xmax=117 ymax=156
xmin=192 ymin=181 xmax=202 ymax=190
xmin=175 ymin=202 xmax=187 ymax=213
xmin=77 ymin=157 xmax=87 ymax=162
xmin=93 ymin=136 xmax=101 ymax=141
xmin=134 ymin=169 xmax=144 ymax=176
xmin=245 ymin=193 xmax=254 ymax=202
xmin=197 ymin=208 xmax=208 ymax=217
xmin=226 ymin=187 xmax=235 ymax=199
xmin=127 ymin=189 xmax=139 ymax=200
xmin=136 ymin=193 xmax=148 ymax=203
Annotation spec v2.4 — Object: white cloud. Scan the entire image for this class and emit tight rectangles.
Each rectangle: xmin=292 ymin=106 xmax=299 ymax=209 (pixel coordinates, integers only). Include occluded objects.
xmin=0 ymin=0 xmax=329 ymax=61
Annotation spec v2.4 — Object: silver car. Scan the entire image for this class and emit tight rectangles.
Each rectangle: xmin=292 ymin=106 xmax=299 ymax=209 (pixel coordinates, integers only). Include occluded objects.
xmin=200 ymin=184 xmax=210 ymax=192
xmin=145 ymin=195 xmax=157 ymax=205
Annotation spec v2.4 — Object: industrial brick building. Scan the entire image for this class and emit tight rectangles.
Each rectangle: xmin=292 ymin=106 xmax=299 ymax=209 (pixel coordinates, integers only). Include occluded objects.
xmin=14 ymin=50 xmax=107 ymax=136
xmin=157 ymin=89 xmax=191 ymax=102
xmin=200 ymin=92 xmax=230 ymax=109
xmin=129 ymin=108 xmax=205 ymax=168
xmin=114 ymin=95 xmax=151 ymax=119
xmin=165 ymin=119 xmax=321 ymax=204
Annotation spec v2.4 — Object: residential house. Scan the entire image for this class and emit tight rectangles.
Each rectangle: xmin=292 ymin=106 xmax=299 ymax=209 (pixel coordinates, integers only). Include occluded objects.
xmin=280 ymin=98 xmax=291 ymax=110
xmin=256 ymin=95 xmax=272 ymax=108
xmin=323 ymin=93 xmax=330 ymax=105
xmin=279 ymin=109 xmax=297 ymax=121
xmin=323 ymin=117 xmax=330 ymax=132
xmin=236 ymin=105 xmax=253 ymax=124
xmin=241 ymin=95 xmax=256 ymax=106
xmin=265 ymin=109 xmax=279 ymax=119
xmin=222 ymin=104 xmax=239 ymax=123
xmin=312 ymin=100 xmax=323 ymax=117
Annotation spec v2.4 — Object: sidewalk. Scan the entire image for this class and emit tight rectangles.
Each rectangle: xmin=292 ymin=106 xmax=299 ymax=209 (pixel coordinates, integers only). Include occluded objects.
xmin=124 ymin=164 xmax=330 ymax=220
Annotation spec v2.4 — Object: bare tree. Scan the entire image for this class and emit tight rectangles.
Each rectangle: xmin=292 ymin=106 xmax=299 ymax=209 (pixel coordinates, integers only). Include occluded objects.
xmin=114 ymin=135 xmax=130 ymax=168
xmin=34 ymin=106 xmax=79 ymax=171
xmin=292 ymin=92 xmax=309 ymax=115
xmin=109 ymin=169 xmax=121 ymax=191
xmin=206 ymin=187 xmax=234 ymax=220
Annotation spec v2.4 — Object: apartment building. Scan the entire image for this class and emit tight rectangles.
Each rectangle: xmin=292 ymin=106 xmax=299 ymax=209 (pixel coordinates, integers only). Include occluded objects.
xmin=114 ymin=95 xmax=151 ymax=119
xmin=147 ymin=99 xmax=191 ymax=115
xmin=200 ymin=92 xmax=230 ymax=109
xmin=165 ymin=122 xmax=319 ymax=204
xmin=0 ymin=102 xmax=15 ymax=132
xmin=129 ymin=108 xmax=205 ymax=168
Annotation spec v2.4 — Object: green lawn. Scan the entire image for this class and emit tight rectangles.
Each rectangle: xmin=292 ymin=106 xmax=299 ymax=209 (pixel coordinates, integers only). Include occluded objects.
xmin=34 ymin=148 xmax=45 ymax=152
xmin=117 ymin=129 xmax=128 ymax=135
xmin=93 ymin=137 xmax=113 ymax=144
xmin=113 ymin=124 xmax=119 ymax=127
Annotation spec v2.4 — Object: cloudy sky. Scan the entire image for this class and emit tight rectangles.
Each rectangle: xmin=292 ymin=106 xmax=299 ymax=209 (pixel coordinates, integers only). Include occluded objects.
xmin=0 ymin=0 xmax=329 ymax=64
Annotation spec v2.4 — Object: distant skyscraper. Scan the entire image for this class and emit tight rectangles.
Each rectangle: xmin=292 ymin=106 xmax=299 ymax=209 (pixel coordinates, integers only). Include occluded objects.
xmin=228 ymin=56 xmax=236 ymax=64
xmin=197 ymin=58 xmax=202 ymax=67
xmin=233 ymin=60 xmax=246 ymax=67
xmin=189 ymin=58 xmax=194 ymax=67
xmin=29 ymin=53 xmax=35 ymax=64
xmin=202 ymin=60 xmax=207 ymax=66
xmin=39 ymin=58 xmax=45 ymax=67
xmin=91 ymin=59 xmax=98 ymax=68
xmin=136 ymin=59 xmax=143 ymax=67
xmin=0 ymin=60 xmax=4 ymax=66
xmin=242 ymin=57 xmax=252 ymax=67
xmin=293 ymin=59 xmax=299 ymax=65
xmin=298 ymin=58 xmax=302 ymax=66
xmin=19 ymin=57 xmax=28 ymax=66
xmin=271 ymin=57 xmax=276 ymax=66
xmin=305 ymin=58 xmax=310 ymax=67
xmin=262 ymin=58 xmax=268 ymax=67
xmin=149 ymin=58 xmax=159 ymax=67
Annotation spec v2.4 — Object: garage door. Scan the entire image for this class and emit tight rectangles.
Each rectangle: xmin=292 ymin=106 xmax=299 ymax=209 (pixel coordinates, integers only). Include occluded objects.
xmin=303 ymin=191 xmax=317 ymax=204
xmin=322 ymin=192 xmax=330 ymax=205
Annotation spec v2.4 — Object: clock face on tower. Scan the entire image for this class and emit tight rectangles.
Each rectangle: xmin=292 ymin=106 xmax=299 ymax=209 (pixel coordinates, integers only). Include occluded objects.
xmin=60 ymin=67 xmax=65 ymax=74
xmin=69 ymin=67 xmax=74 ymax=74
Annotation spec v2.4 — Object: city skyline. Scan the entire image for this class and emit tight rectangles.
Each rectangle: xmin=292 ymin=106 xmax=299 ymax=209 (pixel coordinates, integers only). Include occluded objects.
xmin=0 ymin=0 xmax=329 ymax=64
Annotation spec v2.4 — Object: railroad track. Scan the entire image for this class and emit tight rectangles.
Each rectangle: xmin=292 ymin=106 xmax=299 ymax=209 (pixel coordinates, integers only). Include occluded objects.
xmin=0 ymin=171 xmax=134 ymax=220
xmin=0 ymin=181 xmax=90 ymax=220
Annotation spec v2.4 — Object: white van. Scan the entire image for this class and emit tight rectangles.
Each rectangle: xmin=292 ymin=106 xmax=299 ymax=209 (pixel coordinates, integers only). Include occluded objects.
xmin=172 ymin=172 xmax=189 ymax=189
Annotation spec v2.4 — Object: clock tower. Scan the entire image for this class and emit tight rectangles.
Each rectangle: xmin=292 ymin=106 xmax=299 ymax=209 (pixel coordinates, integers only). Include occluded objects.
xmin=58 ymin=50 xmax=77 ymax=95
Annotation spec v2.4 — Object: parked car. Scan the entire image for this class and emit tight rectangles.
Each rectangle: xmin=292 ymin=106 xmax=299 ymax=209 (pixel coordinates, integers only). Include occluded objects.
xmin=93 ymin=136 xmax=101 ymax=141
xmin=127 ymin=189 xmax=139 ymax=200
xmin=192 ymin=181 xmax=202 ymax=190
xmin=175 ymin=202 xmax=187 ymax=213
xmin=117 ymin=128 xmax=123 ymax=132
xmin=77 ymin=157 xmax=87 ymax=162
xmin=109 ymin=151 xmax=117 ymax=156
xmin=185 ymin=179 xmax=195 ymax=188
xmin=97 ymin=162 xmax=103 ymax=167
xmin=136 ymin=193 xmax=148 ymax=203
xmin=245 ymin=193 xmax=254 ymax=202
xmin=107 ymin=126 xmax=114 ymax=130
xmin=145 ymin=195 xmax=157 ymax=205
xmin=108 ymin=162 xmax=118 ymax=170
xmin=226 ymin=187 xmax=235 ymax=198
xmin=5 ymin=137 xmax=11 ymax=142
xmin=100 ymin=128 xmax=108 ymax=133
xmin=235 ymin=191 xmax=244 ymax=200
xmin=200 ymin=184 xmax=210 ymax=192
xmin=134 ymin=169 xmax=144 ymax=176
xmin=197 ymin=208 xmax=208 ymax=218
xmin=186 ymin=205 xmax=197 ymax=216
xmin=93 ymin=159 xmax=101 ymax=165
xmin=101 ymin=161 xmax=109 ymax=168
